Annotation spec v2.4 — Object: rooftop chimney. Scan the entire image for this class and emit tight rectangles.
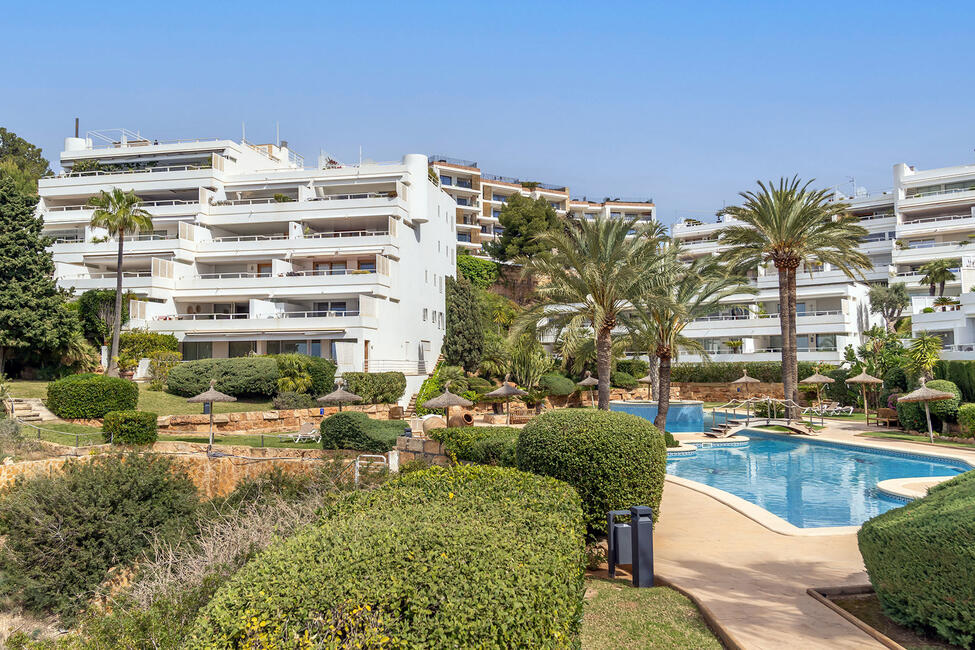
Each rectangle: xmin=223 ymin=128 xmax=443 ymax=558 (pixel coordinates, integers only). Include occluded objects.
xmin=74 ymin=117 xmax=79 ymax=138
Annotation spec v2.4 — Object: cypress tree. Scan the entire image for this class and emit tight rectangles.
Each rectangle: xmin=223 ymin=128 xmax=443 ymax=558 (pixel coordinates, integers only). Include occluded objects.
xmin=443 ymin=276 xmax=484 ymax=373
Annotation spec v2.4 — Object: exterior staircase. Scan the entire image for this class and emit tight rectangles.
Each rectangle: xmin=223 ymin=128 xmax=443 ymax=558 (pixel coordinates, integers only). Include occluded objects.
xmin=5 ymin=397 xmax=57 ymax=422
xmin=405 ymin=354 xmax=444 ymax=416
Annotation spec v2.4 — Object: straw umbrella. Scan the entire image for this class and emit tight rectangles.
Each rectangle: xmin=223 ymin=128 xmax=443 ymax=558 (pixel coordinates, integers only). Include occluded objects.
xmin=187 ymin=379 xmax=236 ymax=449
xmin=800 ymin=371 xmax=835 ymax=422
xmin=845 ymin=370 xmax=883 ymax=425
xmin=731 ymin=368 xmax=760 ymax=398
xmin=317 ymin=380 xmax=363 ymax=412
xmin=578 ymin=371 xmax=599 ymax=407
xmin=484 ymin=374 xmax=528 ymax=425
xmin=422 ymin=380 xmax=473 ymax=425
xmin=898 ymin=379 xmax=955 ymax=443
xmin=637 ymin=373 xmax=654 ymax=401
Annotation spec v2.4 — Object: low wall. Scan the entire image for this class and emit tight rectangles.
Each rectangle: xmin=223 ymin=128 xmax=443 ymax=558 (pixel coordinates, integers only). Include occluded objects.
xmin=394 ymin=436 xmax=451 ymax=466
xmin=674 ymin=382 xmax=784 ymax=402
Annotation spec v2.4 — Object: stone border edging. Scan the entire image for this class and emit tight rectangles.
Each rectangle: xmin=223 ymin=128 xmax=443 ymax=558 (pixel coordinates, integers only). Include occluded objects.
xmin=653 ymin=574 xmax=746 ymax=650
xmin=806 ymin=585 xmax=905 ymax=650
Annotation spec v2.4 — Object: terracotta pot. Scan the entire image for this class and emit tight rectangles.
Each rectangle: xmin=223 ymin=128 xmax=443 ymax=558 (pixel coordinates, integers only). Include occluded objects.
xmin=447 ymin=412 xmax=474 ymax=427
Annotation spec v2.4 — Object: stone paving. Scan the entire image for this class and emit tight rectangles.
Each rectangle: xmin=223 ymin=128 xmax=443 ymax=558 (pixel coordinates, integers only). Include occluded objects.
xmin=655 ymin=418 xmax=975 ymax=649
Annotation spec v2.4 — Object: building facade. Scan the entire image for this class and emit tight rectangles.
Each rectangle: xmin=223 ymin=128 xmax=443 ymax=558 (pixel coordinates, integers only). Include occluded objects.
xmin=428 ymin=155 xmax=655 ymax=255
xmin=39 ymin=130 xmax=457 ymax=396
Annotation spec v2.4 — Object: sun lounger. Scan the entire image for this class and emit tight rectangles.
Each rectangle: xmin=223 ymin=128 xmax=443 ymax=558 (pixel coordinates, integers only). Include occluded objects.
xmin=278 ymin=422 xmax=321 ymax=444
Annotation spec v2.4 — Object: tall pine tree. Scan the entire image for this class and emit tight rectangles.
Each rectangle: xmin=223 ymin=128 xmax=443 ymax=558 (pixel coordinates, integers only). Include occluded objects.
xmin=0 ymin=174 xmax=77 ymax=374
xmin=443 ymin=276 xmax=484 ymax=373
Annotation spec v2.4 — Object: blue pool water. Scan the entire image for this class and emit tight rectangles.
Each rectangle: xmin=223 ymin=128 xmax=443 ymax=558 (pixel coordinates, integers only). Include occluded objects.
xmin=667 ymin=431 xmax=970 ymax=527
xmin=609 ymin=400 xmax=705 ymax=432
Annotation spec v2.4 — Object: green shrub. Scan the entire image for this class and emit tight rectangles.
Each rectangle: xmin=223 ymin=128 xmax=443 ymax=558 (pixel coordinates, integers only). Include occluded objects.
xmin=456 ymin=255 xmax=500 ymax=289
xmin=342 ymin=371 xmax=406 ymax=403
xmin=663 ymin=430 xmax=678 ymax=448
xmin=858 ymin=471 xmax=975 ymax=647
xmin=958 ymin=403 xmax=975 ymax=438
xmin=272 ymin=391 xmax=316 ymax=410
xmin=189 ymin=465 xmax=585 ymax=648
xmin=430 ymin=426 xmax=519 ymax=466
xmin=927 ymin=379 xmax=962 ymax=422
xmin=300 ymin=355 xmax=337 ymax=395
xmin=103 ymin=410 xmax=158 ymax=445
xmin=616 ymin=358 xmax=649 ymax=379
xmin=610 ymin=370 xmax=637 ymax=389
xmin=166 ymin=357 xmax=280 ymax=397
xmin=897 ymin=380 xmax=962 ymax=432
xmin=119 ymin=330 xmax=178 ymax=358
xmin=670 ymin=361 xmax=820 ymax=383
xmin=517 ymin=409 xmax=667 ymax=535
xmin=46 ymin=373 xmax=138 ymax=419
xmin=935 ymin=360 xmax=975 ymax=403
xmin=895 ymin=399 xmax=927 ymax=432
xmin=539 ymin=372 xmax=577 ymax=396
xmin=883 ymin=366 xmax=909 ymax=392
xmin=0 ymin=453 xmax=198 ymax=619
xmin=466 ymin=375 xmax=494 ymax=395
xmin=320 ymin=411 xmax=398 ymax=452
xmin=148 ymin=349 xmax=182 ymax=391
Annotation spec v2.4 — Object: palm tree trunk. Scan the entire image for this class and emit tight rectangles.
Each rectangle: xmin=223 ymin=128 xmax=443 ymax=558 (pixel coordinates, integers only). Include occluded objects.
xmin=786 ymin=267 xmax=799 ymax=417
xmin=596 ymin=326 xmax=612 ymax=410
xmin=654 ymin=354 xmax=671 ymax=431
xmin=107 ymin=235 xmax=124 ymax=377
xmin=929 ymin=283 xmax=935 ymax=297
xmin=939 ymin=281 xmax=945 ymax=297
xmin=776 ymin=266 xmax=795 ymax=419
xmin=647 ymin=355 xmax=659 ymax=400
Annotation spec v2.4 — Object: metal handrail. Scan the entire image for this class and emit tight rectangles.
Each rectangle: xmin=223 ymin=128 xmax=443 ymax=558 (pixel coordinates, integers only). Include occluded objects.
xmin=63 ymin=271 xmax=152 ymax=279
xmin=901 ymin=213 xmax=975 ymax=226
xmin=906 ymin=186 xmax=975 ymax=199
xmin=46 ymin=199 xmax=198 ymax=212
xmin=58 ymin=164 xmax=211 ymax=178
xmin=305 ymin=230 xmax=389 ymax=239
xmin=196 ymin=272 xmax=272 ymax=279
xmin=209 ymin=234 xmax=289 ymax=243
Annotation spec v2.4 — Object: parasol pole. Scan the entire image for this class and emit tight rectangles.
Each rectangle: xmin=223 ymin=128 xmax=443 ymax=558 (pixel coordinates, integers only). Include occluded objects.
xmin=924 ymin=401 xmax=934 ymax=443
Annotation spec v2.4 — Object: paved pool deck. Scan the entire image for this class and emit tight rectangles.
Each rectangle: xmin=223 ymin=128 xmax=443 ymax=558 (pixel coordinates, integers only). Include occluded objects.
xmin=655 ymin=419 xmax=975 ymax=649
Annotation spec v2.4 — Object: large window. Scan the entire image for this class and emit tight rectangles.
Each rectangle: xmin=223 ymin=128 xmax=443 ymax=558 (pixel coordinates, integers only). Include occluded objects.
xmin=456 ymin=178 xmax=472 ymax=189
xmin=228 ymin=341 xmax=256 ymax=357
xmin=816 ymin=334 xmax=837 ymax=351
xmin=440 ymin=174 xmax=452 ymax=186
xmin=267 ymin=340 xmax=308 ymax=355
xmin=182 ymin=341 xmax=212 ymax=361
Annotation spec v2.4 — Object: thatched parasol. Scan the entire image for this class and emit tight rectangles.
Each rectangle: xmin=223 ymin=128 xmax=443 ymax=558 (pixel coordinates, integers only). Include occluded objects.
xmin=317 ymin=381 xmax=363 ymax=412
xmin=800 ymin=371 xmax=835 ymax=417
xmin=484 ymin=374 xmax=528 ymax=425
xmin=898 ymin=379 xmax=955 ymax=443
xmin=187 ymin=379 xmax=236 ymax=448
xmin=845 ymin=370 xmax=883 ymax=425
xmin=731 ymin=368 xmax=761 ymax=397
xmin=422 ymin=381 xmax=474 ymax=424
xmin=578 ymin=371 xmax=599 ymax=407
xmin=637 ymin=373 xmax=654 ymax=400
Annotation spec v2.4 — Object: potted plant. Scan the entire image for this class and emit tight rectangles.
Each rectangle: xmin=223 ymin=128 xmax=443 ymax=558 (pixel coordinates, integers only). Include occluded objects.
xmin=725 ymin=339 xmax=744 ymax=353
xmin=116 ymin=354 xmax=138 ymax=379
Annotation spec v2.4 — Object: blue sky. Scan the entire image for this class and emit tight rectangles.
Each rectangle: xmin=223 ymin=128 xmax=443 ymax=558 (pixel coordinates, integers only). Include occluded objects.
xmin=3 ymin=1 xmax=974 ymax=224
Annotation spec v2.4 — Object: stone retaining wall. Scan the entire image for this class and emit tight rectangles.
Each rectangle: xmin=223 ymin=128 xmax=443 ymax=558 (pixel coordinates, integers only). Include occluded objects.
xmin=674 ymin=382 xmax=784 ymax=402
xmin=394 ymin=436 xmax=451 ymax=467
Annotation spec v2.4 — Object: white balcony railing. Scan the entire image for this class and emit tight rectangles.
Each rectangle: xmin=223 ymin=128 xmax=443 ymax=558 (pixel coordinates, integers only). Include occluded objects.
xmin=195 ymin=272 xmax=272 ymax=280
xmin=62 ymin=271 xmax=152 ymax=280
xmin=692 ymin=310 xmax=842 ymax=322
xmin=46 ymin=199 xmax=198 ymax=212
xmin=305 ymin=230 xmax=389 ymax=239
xmin=57 ymin=164 xmax=211 ymax=178
xmin=901 ymin=213 xmax=974 ymax=226
xmin=905 ymin=186 xmax=975 ymax=199
xmin=158 ymin=310 xmax=360 ymax=321
xmin=209 ymin=234 xmax=289 ymax=243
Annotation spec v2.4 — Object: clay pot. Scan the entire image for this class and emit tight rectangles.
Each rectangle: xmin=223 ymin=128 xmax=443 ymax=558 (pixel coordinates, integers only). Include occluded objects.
xmin=447 ymin=411 xmax=474 ymax=427
xmin=421 ymin=415 xmax=447 ymax=434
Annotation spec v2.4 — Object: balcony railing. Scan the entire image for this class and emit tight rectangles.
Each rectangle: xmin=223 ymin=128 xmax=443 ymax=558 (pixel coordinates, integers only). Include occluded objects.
xmin=905 ymin=186 xmax=975 ymax=199
xmin=195 ymin=270 xmax=376 ymax=280
xmin=159 ymin=310 xmax=360 ymax=321
xmin=46 ymin=199 xmax=199 ymax=212
xmin=58 ymin=164 xmax=211 ymax=178
xmin=363 ymin=359 xmax=428 ymax=375
xmin=901 ymin=213 xmax=975 ymax=226
xmin=123 ymin=233 xmax=177 ymax=242
xmin=62 ymin=271 xmax=152 ymax=279
xmin=942 ymin=344 xmax=975 ymax=352
xmin=210 ymin=234 xmax=289 ymax=243
xmin=196 ymin=272 xmax=272 ymax=280
xmin=305 ymin=230 xmax=389 ymax=239
xmin=692 ymin=310 xmax=842 ymax=322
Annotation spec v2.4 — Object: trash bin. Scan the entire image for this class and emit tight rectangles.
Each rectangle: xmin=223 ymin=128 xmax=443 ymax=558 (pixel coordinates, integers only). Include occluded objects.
xmin=607 ymin=505 xmax=654 ymax=587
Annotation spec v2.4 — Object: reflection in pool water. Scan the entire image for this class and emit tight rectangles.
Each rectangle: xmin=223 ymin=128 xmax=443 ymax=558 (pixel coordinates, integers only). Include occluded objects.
xmin=609 ymin=400 xmax=706 ymax=432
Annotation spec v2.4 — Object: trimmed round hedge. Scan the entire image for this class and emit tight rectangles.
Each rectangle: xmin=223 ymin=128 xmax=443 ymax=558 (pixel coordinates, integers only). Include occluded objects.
xmin=539 ymin=373 xmax=577 ymax=396
xmin=342 ymin=371 xmax=407 ymax=404
xmin=189 ymin=465 xmax=585 ymax=648
xmin=102 ymin=410 xmax=158 ymax=445
xmin=166 ymin=355 xmax=336 ymax=399
xmin=430 ymin=426 xmax=519 ymax=466
xmin=610 ymin=370 xmax=637 ymax=389
xmin=46 ymin=374 xmax=138 ymax=419
xmin=517 ymin=409 xmax=667 ymax=535
xmin=320 ymin=411 xmax=399 ymax=452
xmin=858 ymin=470 xmax=975 ymax=647
xmin=896 ymin=379 xmax=962 ymax=432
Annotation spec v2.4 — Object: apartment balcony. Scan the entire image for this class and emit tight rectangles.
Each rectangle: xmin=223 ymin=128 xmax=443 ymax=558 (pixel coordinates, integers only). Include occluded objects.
xmin=51 ymin=233 xmax=185 ymax=258
xmin=682 ymin=310 xmax=848 ymax=338
xmin=39 ymin=165 xmax=220 ymax=199
xmin=176 ymin=269 xmax=391 ymax=298
xmin=57 ymin=270 xmax=174 ymax=297
xmin=671 ymin=217 xmax=737 ymax=237
xmin=891 ymin=241 xmax=971 ymax=265
xmin=676 ymin=238 xmax=722 ymax=256
xmin=204 ymin=194 xmax=407 ymax=226
xmin=889 ymin=268 xmax=961 ymax=289
xmin=194 ymin=230 xmax=395 ymax=258
xmin=898 ymin=186 xmax=975 ymax=212
xmin=897 ymin=212 xmax=975 ymax=237
xmin=139 ymin=310 xmax=377 ymax=336
xmin=680 ymin=348 xmax=843 ymax=363
xmin=858 ymin=237 xmax=895 ymax=254
xmin=42 ymin=199 xmax=201 ymax=225
xmin=756 ymin=268 xmax=854 ymax=289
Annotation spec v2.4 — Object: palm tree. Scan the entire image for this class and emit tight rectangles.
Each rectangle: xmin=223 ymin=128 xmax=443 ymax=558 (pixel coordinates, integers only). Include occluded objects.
xmin=628 ymin=251 xmax=752 ymax=430
xmin=908 ymin=332 xmax=943 ymax=381
xmin=517 ymin=215 xmax=668 ymax=409
xmin=88 ymin=189 xmax=152 ymax=376
xmin=933 ymin=296 xmax=958 ymax=312
xmin=918 ymin=259 xmax=957 ymax=297
xmin=719 ymin=177 xmax=869 ymax=416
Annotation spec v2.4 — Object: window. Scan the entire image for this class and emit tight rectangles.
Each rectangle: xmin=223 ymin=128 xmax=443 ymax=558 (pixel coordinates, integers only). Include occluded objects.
xmin=456 ymin=197 xmax=469 ymax=206
xmin=493 ymin=194 xmax=508 ymax=203
xmin=457 ymin=233 xmax=471 ymax=243
xmin=456 ymin=178 xmax=472 ymax=189
xmin=610 ymin=211 xmax=621 ymax=218
xmin=492 ymin=209 xmax=501 ymax=218
xmin=816 ymin=334 xmax=837 ymax=351
xmin=267 ymin=340 xmax=307 ymax=355
xmin=358 ymin=259 xmax=376 ymax=272
xmin=440 ymin=174 xmax=452 ymax=186
xmin=182 ymin=341 xmax=212 ymax=361
xmin=423 ymin=308 xmax=428 ymax=321
xmin=549 ymin=201 xmax=561 ymax=209
xmin=310 ymin=340 xmax=321 ymax=357
xmin=228 ymin=341 xmax=256 ymax=357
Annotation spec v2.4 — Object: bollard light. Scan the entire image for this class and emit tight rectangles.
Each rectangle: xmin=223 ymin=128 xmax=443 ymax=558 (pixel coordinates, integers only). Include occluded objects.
xmin=607 ymin=505 xmax=654 ymax=588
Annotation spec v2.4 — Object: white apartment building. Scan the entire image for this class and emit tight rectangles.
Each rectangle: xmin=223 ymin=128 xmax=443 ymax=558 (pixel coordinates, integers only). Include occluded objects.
xmin=39 ymin=129 xmax=457 ymax=396
xmin=671 ymin=158 xmax=975 ymax=363
xmin=428 ymin=155 xmax=655 ymax=255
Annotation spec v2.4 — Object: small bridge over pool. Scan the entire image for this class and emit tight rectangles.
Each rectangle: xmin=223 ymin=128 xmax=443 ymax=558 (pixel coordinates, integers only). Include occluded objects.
xmin=706 ymin=397 xmax=818 ymax=438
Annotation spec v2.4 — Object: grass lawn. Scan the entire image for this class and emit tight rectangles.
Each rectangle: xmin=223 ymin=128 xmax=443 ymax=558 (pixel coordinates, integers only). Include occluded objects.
xmin=18 ymin=421 xmax=104 ymax=446
xmin=581 ymin=578 xmax=722 ymax=649
xmin=859 ymin=430 xmax=975 ymax=450
xmin=7 ymin=380 xmax=273 ymax=416
xmin=157 ymin=433 xmax=327 ymax=450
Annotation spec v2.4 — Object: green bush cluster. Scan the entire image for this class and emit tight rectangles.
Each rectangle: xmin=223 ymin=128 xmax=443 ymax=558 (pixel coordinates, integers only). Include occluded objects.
xmin=103 ymin=410 xmax=158 ymax=445
xmin=342 ymin=371 xmax=407 ymax=403
xmin=934 ymin=360 xmax=975 ymax=402
xmin=610 ymin=370 xmax=637 ymax=389
xmin=271 ymin=391 xmax=317 ymax=410
xmin=189 ymin=465 xmax=585 ymax=648
xmin=616 ymin=358 xmax=649 ymax=379
xmin=320 ymin=411 xmax=403 ymax=452
xmin=517 ymin=409 xmax=667 ymax=536
xmin=957 ymin=403 xmax=975 ymax=438
xmin=670 ymin=361 xmax=820 ymax=383
xmin=456 ymin=254 xmax=500 ymax=289
xmin=858 ymin=471 xmax=975 ymax=647
xmin=883 ymin=366 xmax=909 ymax=392
xmin=119 ymin=330 xmax=179 ymax=358
xmin=46 ymin=373 xmax=138 ymax=419
xmin=276 ymin=354 xmax=336 ymax=396
xmin=0 ymin=453 xmax=198 ymax=619
xmin=896 ymin=380 xmax=961 ymax=432
xmin=538 ymin=372 xmax=577 ymax=396
xmin=166 ymin=357 xmax=277 ymax=397
xmin=430 ymin=426 xmax=519 ymax=466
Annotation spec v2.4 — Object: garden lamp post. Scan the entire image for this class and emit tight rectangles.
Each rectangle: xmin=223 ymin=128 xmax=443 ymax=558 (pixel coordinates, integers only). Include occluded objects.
xmin=483 ymin=374 xmax=528 ymax=425
xmin=187 ymin=379 xmax=236 ymax=451
xmin=845 ymin=370 xmax=883 ymax=425
xmin=898 ymin=379 xmax=955 ymax=443
xmin=578 ymin=371 xmax=599 ymax=407
xmin=317 ymin=380 xmax=363 ymax=413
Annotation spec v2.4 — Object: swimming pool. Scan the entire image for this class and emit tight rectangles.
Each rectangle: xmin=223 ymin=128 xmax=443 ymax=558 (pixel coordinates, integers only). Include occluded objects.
xmin=666 ymin=431 xmax=970 ymax=528
xmin=609 ymin=400 xmax=706 ymax=432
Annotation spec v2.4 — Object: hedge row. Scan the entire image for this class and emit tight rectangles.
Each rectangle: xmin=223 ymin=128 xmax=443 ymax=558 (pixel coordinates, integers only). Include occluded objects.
xmin=103 ymin=410 xmax=158 ymax=445
xmin=517 ymin=409 xmax=667 ymax=536
xmin=342 ymin=371 xmax=407 ymax=404
xmin=617 ymin=358 xmax=649 ymax=379
xmin=859 ymin=470 xmax=975 ymax=647
xmin=166 ymin=355 xmax=336 ymax=398
xmin=430 ymin=426 xmax=519 ymax=466
xmin=189 ymin=465 xmax=585 ymax=648
xmin=46 ymin=374 xmax=139 ymax=419
xmin=119 ymin=331 xmax=179 ymax=359
xmin=934 ymin=360 xmax=975 ymax=402
xmin=669 ymin=361 xmax=821 ymax=384
xmin=320 ymin=411 xmax=404 ymax=452
xmin=538 ymin=373 xmax=576 ymax=396
xmin=896 ymin=380 xmax=961 ymax=432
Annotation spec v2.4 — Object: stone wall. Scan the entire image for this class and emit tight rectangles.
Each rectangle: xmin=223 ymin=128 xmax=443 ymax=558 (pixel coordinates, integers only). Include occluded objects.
xmin=674 ymin=382 xmax=784 ymax=403
xmin=394 ymin=436 xmax=451 ymax=467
